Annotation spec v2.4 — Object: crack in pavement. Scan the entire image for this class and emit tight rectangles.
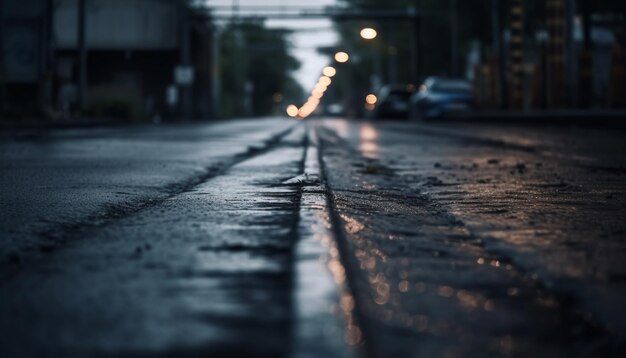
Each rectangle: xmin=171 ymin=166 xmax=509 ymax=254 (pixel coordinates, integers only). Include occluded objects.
xmin=314 ymin=125 xmax=385 ymax=358
xmin=314 ymin=121 xmax=619 ymax=357
xmin=0 ymin=124 xmax=308 ymax=356
xmin=291 ymin=124 xmax=357 ymax=358
xmin=1 ymin=125 xmax=297 ymax=277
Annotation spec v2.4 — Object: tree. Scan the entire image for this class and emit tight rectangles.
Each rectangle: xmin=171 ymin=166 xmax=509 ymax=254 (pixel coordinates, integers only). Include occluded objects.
xmin=219 ymin=21 xmax=304 ymax=118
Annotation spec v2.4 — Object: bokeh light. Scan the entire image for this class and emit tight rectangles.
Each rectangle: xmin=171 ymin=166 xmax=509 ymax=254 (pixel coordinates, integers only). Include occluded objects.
xmin=334 ymin=51 xmax=349 ymax=63
xmin=286 ymin=104 xmax=298 ymax=117
xmin=319 ymin=76 xmax=332 ymax=87
xmin=314 ymin=83 xmax=328 ymax=93
xmin=322 ymin=66 xmax=337 ymax=77
xmin=360 ymin=27 xmax=377 ymax=40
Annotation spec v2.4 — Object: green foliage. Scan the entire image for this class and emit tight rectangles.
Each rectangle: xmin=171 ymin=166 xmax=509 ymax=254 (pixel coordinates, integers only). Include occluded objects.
xmin=219 ymin=21 xmax=304 ymax=118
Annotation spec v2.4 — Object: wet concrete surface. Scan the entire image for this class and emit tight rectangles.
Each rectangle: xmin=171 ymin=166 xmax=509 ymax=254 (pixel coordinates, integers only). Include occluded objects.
xmin=0 ymin=119 xmax=295 ymax=264
xmin=1 ymin=117 xmax=626 ymax=357
xmin=1 ymin=121 xmax=305 ymax=356
xmin=316 ymin=119 xmax=626 ymax=357
xmin=292 ymin=130 xmax=356 ymax=358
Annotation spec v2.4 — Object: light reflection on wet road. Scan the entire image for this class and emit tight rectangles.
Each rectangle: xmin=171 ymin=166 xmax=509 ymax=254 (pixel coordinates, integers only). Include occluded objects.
xmin=1 ymin=118 xmax=626 ymax=357
xmin=358 ymin=123 xmax=379 ymax=160
xmin=317 ymin=118 xmax=626 ymax=357
xmin=1 ymin=124 xmax=306 ymax=356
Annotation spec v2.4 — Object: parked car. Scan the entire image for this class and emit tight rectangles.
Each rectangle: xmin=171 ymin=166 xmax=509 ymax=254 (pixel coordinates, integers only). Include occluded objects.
xmin=410 ymin=77 xmax=474 ymax=119
xmin=373 ymin=84 xmax=416 ymax=119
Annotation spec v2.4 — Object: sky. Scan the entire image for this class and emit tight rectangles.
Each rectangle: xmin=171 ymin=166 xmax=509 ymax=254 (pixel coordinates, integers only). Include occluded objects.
xmin=205 ymin=0 xmax=340 ymax=90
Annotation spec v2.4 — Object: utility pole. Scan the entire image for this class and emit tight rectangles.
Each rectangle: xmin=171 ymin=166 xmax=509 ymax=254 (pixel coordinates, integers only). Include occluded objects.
xmin=579 ymin=0 xmax=593 ymax=108
xmin=210 ymin=25 xmax=221 ymax=119
xmin=0 ymin=1 xmax=6 ymax=112
xmin=509 ymin=0 xmax=524 ymax=109
xmin=77 ymin=0 xmax=87 ymax=112
xmin=565 ymin=0 xmax=576 ymax=106
xmin=232 ymin=0 xmax=244 ymax=115
xmin=388 ymin=45 xmax=398 ymax=84
xmin=371 ymin=44 xmax=382 ymax=91
xmin=42 ymin=0 xmax=54 ymax=110
xmin=495 ymin=0 xmax=509 ymax=109
xmin=410 ymin=4 xmax=422 ymax=84
xmin=179 ymin=0 xmax=192 ymax=118
xmin=449 ymin=0 xmax=459 ymax=77
xmin=490 ymin=0 xmax=502 ymax=107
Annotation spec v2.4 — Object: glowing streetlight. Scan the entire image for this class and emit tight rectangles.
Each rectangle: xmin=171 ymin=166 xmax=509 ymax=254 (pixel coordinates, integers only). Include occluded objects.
xmin=365 ymin=94 xmax=377 ymax=105
xmin=286 ymin=104 xmax=299 ymax=117
xmin=360 ymin=27 xmax=377 ymax=40
xmin=307 ymin=97 xmax=320 ymax=106
xmin=314 ymin=83 xmax=328 ymax=93
xmin=318 ymin=76 xmax=332 ymax=87
xmin=322 ymin=66 xmax=336 ymax=77
xmin=334 ymin=51 xmax=349 ymax=63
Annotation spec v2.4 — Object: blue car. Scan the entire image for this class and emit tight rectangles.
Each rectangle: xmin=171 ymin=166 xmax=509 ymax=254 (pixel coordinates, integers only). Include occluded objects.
xmin=410 ymin=77 xmax=474 ymax=120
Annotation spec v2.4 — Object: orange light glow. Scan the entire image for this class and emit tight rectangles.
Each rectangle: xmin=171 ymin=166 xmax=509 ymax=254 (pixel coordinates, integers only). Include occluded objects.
xmin=360 ymin=27 xmax=377 ymax=40
xmin=334 ymin=51 xmax=349 ymax=63
xmin=360 ymin=123 xmax=378 ymax=141
xmin=286 ymin=104 xmax=299 ymax=117
xmin=307 ymin=97 xmax=320 ymax=106
xmin=365 ymin=94 xmax=377 ymax=105
xmin=322 ymin=66 xmax=336 ymax=77
xmin=359 ymin=123 xmax=379 ymax=159
xmin=319 ymin=76 xmax=332 ymax=87
xmin=314 ymin=84 xmax=328 ymax=93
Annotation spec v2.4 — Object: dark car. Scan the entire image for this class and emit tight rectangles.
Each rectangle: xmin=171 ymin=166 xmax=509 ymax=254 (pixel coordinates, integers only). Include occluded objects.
xmin=410 ymin=77 xmax=474 ymax=119
xmin=373 ymin=84 xmax=416 ymax=119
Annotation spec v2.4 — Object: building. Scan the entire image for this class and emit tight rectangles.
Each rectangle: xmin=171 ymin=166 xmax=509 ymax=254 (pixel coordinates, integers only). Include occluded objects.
xmin=0 ymin=0 xmax=52 ymax=116
xmin=1 ymin=0 xmax=216 ymax=121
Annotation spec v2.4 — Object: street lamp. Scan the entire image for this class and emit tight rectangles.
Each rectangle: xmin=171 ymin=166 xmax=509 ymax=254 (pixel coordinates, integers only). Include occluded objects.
xmin=334 ymin=51 xmax=350 ymax=63
xmin=314 ymin=83 xmax=328 ymax=93
xmin=360 ymin=27 xmax=377 ymax=40
xmin=319 ymin=76 xmax=332 ymax=87
xmin=286 ymin=104 xmax=298 ymax=117
xmin=322 ymin=66 xmax=337 ymax=77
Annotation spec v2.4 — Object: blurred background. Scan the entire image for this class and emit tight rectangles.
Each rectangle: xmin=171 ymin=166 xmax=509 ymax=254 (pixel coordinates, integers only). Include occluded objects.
xmin=2 ymin=3 xmax=626 ymax=356
xmin=1 ymin=0 xmax=625 ymax=123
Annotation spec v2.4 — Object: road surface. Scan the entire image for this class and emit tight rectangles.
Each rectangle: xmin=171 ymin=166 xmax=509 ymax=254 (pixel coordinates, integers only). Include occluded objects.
xmin=1 ymin=118 xmax=625 ymax=357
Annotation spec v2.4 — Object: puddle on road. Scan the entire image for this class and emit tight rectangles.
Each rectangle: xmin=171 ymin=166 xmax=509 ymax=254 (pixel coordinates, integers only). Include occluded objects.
xmin=294 ymin=189 xmax=362 ymax=357
xmin=292 ymin=136 xmax=360 ymax=357
xmin=358 ymin=123 xmax=380 ymax=160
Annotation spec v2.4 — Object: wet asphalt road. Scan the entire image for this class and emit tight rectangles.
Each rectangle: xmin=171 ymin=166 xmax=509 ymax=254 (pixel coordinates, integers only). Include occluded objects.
xmin=1 ymin=118 xmax=625 ymax=357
